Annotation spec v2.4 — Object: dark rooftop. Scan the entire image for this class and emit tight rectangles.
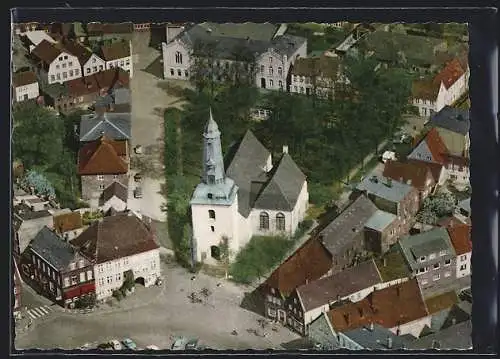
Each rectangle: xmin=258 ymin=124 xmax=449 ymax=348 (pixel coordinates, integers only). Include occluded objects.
xmin=29 ymin=227 xmax=75 ymax=271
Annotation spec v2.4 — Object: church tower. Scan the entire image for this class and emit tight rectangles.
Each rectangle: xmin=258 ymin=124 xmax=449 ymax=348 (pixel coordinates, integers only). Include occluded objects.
xmin=190 ymin=109 xmax=240 ymax=264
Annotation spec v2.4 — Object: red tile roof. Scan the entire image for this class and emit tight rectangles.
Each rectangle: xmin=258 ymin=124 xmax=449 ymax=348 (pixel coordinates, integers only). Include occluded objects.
xmin=433 ymin=58 xmax=466 ymax=90
xmin=78 ymin=136 xmax=128 ymax=175
xmin=406 ymin=159 xmax=444 ymax=184
xmin=447 ymin=223 xmax=472 ymax=255
xmin=327 ymin=278 xmax=429 ymax=332
xmin=425 ymin=128 xmax=448 ymax=164
xmin=13 ymin=71 xmax=37 ymax=87
xmin=32 ymin=39 xmax=62 ymax=64
xmin=64 ymin=68 xmax=129 ymax=98
xmin=263 ymin=238 xmax=332 ymax=296
xmin=383 ymin=160 xmax=435 ymax=190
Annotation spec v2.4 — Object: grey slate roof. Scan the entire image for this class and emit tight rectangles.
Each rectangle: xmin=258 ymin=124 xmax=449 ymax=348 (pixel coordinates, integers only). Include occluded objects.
xmin=407 ymin=320 xmax=472 ymax=350
xmin=14 ymin=203 xmax=52 ymax=221
xmin=398 ymin=227 xmax=456 ymax=271
xmin=356 ymin=174 xmax=413 ymax=204
xmin=343 ymin=324 xmax=415 ymax=350
xmin=113 ymin=87 xmax=131 ymax=105
xmin=319 ymin=195 xmax=378 ymax=256
xmin=29 ymin=226 xmax=75 ymax=271
xmin=79 ymin=112 xmax=131 ymax=142
xmin=430 ymin=106 xmax=470 ymax=136
xmin=198 ymin=22 xmax=279 ymax=42
xmin=252 ymin=153 xmax=307 ymax=212
xmin=101 ymin=181 xmax=128 ymax=203
xmin=458 ymin=198 xmax=471 ymax=214
xmin=297 ymin=259 xmax=382 ymax=312
xmin=225 ymin=130 xmax=272 ymax=217
xmin=364 ymin=210 xmax=397 ymax=232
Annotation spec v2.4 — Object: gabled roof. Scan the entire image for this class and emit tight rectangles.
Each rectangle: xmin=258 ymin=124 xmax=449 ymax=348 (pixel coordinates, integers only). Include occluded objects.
xmin=425 ymin=291 xmax=459 ymax=315
xmin=253 ymin=153 xmax=307 ymax=212
xmin=13 ymin=71 xmax=37 ymax=87
xmin=327 ymin=278 xmax=429 ymax=332
xmin=364 ymin=210 xmax=397 ymax=232
xmin=87 ymin=22 xmax=134 ymax=35
xmin=343 ymin=324 xmax=415 ymax=350
xmin=447 ymin=223 xmax=472 ymax=255
xmin=198 ymin=22 xmax=279 ymax=42
xmin=383 ymin=159 xmax=435 ymax=190
xmin=319 ymin=195 xmax=378 ymax=257
xmin=100 ymin=41 xmax=130 ymax=61
xmin=296 ymin=259 xmax=382 ymax=312
xmin=29 ymin=227 xmax=75 ymax=271
xmin=31 ymin=39 xmax=62 ymax=64
xmin=79 ymin=112 xmax=131 ymax=142
xmin=356 ymin=174 xmax=414 ymax=204
xmin=53 ymin=212 xmax=83 ymax=234
xmin=374 ymin=248 xmax=411 ymax=282
xmin=78 ymin=137 xmax=128 ymax=175
xmin=264 ymin=238 xmax=332 ymax=296
xmin=411 ymin=77 xmax=440 ymax=101
xmin=433 ymin=58 xmax=466 ymax=90
xmin=291 ymin=55 xmax=341 ymax=78
xmin=430 ymin=106 xmax=470 ymax=136
xmin=398 ymin=227 xmax=456 ymax=271
xmin=408 ymin=320 xmax=472 ymax=350
xmin=14 ymin=203 xmax=52 ymax=221
xmin=70 ymin=214 xmax=158 ymax=264
xmin=406 ymin=159 xmax=444 ymax=184
xmin=61 ymin=39 xmax=93 ymax=65
xmin=101 ymin=181 xmax=128 ymax=203
xmin=424 ymin=128 xmax=448 ymax=164
xmin=225 ymin=130 xmax=271 ymax=217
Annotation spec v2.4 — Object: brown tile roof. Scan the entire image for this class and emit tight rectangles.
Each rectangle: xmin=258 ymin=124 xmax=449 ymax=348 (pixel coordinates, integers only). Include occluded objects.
xmin=264 ymin=238 xmax=332 ymax=296
xmin=64 ymin=68 xmax=129 ymax=98
xmin=61 ymin=39 xmax=93 ymax=65
xmin=101 ymin=181 xmax=128 ymax=203
xmin=296 ymin=259 xmax=382 ymax=312
xmin=383 ymin=160 xmax=435 ymax=191
xmin=87 ymin=22 xmax=133 ymax=35
xmin=412 ymin=77 xmax=440 ymax=101
xmin=100 ymin=41 xmax=131 ymax=61
xmin=13 ymin=71 xmax=37 ymax=87
xmin=78 ymin=136 xmax=128 ymax=175
xmin=433 ymin=58 xmax=466 ymax=90
xmin=94 ymin=67 xmax=130 ymax=88
xmin=32 ymin=39 xmax=62 ymax=64
xmin=447 ymin=223 xmax=472 ymax=255
xmin=70 ymin=214 xmax=158 ymax=264
xmin=406 ymin=159 xmax=444 ymax=184
xmin=53 ymin=212 xmax=83 ymax=234
xmin=292 ymin=55 xmax=341 ymax=79
xmin=425 ymin=128 xmax=448 ymax=164
xmin=424 ymin=291 xmax=459 ymax=315
xmin=65 ymin=75 xmax=100 ymax=97
xmin=327 ymin=278 xmax=429 ymax=332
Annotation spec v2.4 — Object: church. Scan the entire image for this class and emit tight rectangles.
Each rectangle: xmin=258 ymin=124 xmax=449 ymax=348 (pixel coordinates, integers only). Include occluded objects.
xmin=190 ymin=109 xmax=309 ymax=264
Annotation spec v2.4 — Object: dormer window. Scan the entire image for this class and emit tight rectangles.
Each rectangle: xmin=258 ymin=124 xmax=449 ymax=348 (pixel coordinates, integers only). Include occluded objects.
xmin=207 ymin=193 xmax=213 ymax=199
xmin=419 ymin=256 xmax=426 ymax=262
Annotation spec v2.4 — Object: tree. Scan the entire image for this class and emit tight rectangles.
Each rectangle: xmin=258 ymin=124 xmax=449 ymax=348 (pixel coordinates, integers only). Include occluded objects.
xmin=417 ymin=191 xmax=456 ymax=224
xmin=121 ymin=270 xmax=135 ymax=291
xmin=20 ymin=170 xmax=56 ymax=198
xmin=75 ymin=293 xmax=97 ymax=309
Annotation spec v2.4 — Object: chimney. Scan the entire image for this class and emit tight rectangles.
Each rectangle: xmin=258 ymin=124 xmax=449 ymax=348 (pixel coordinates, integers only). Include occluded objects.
xmin=383 ymin=257 xmax=387 ymax=267
xmin=386 ymin=337 xmax=393 ymax=349
xmin=396 ymin=286 xmax=400 ymax=297
xmin=358 ymin=307 xmax=364 ymax=317
xmin=336 ymin=294 xmax=341 ymax=302
xmin=282 ymin=145 xmax=289 ymax=154
xmin=369 ymin=322 xmax=374 ymax=331
xmin=386 ymin=178 xmax=393 ymax=187
xmin=451 ymin=318 xmax=457 ymax=326
xmin=344 ymin=313 xmax=350 ymax=324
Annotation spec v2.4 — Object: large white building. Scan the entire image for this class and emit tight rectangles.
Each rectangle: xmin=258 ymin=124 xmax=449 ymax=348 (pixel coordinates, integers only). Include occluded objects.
xmin=31 ymin=39 xmax=82 ymax=84
xmin=161 ymin=22 xmax=307 ymax=91
xmin=190 ymin=109 xmax=309 ymax=264
xmin=70 ymin=213 xmax=161 ymax=301
xmin=12 ymin=70 xmax=39 ymax=102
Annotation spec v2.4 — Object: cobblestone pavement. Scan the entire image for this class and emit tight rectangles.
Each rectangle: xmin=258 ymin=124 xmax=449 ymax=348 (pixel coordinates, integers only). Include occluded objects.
xmin=14 ymin=261 xmax=300 ymax=351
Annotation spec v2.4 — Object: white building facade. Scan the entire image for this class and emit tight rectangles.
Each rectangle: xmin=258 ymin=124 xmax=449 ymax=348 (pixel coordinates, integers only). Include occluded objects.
xmin=47 ymin=51 xmax=82 ymax=84
xmin=14 ymin=82 xmax=39 ymax=102
xmin=83 ymin=53 xmax=106 ymax=76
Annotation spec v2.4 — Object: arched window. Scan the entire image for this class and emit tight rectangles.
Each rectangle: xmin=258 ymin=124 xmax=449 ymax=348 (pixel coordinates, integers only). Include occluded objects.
xmin=278 ymin=66 xmax=283 ymax=76
xmin=259 ymin=212 xmax=269 ymax=230
xmin=208 ymin=210 xmax=215 ymax=219
xmin=276 ymin=213 xmax=285 ymax=231
xmin=175 ymin=51 xmax=183 ymax=64
xmin=269 ymin=66 xmax=273 ymax=75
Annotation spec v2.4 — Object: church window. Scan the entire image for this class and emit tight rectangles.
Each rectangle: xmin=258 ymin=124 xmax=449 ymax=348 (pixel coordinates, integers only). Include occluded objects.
xmin=208 ymin=210 xmax=216 ymax=219
xmin=276 ymin=213 xmax=285 ymax=231
xmin=208 ymin=175 xmax=215 ymax=184
xmin=210 ymin=226 xmax=215 ymax=232
xmin=260 ymin=212 xmax=269 ymax=230
xmin=175 ymin=51 xmax=183 ymax=64
xmin=208 ymin=193 xmax=213 ymax=199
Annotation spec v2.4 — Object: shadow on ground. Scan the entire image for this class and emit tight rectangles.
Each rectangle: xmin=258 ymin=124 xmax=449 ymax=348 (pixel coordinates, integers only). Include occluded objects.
xmin=239 ymin=289 xmax=265 ymax=317
xmin=281 ymin=337 xmax=316 ymax=350
xmin=143 ymin=55 xmax=163 ymax=79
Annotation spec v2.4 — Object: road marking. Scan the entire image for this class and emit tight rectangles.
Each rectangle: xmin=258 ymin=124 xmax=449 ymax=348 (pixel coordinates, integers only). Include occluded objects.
xmin=44 ymin=305 xmax=52 ymax=312
xmin=38 ymin=306 xmax=49 ymax=315
xmin=33 ymin=307 xmax=46 ymax=317
xmin=27 ymin=310 xmax=38 ymax=319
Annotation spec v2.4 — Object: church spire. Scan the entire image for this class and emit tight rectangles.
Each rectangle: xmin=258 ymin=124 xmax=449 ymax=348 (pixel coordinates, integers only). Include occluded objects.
xmin=202 ymin=108 xmax=225 ymax=185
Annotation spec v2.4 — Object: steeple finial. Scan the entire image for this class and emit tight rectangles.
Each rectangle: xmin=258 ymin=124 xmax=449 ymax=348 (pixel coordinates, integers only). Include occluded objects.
xmin=205 ymin=107 xmax=219 ymax=134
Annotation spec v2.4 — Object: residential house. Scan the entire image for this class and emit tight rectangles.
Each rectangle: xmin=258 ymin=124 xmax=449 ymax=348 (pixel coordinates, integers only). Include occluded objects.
xmin=317 ymin=195 xmax=378 ymax=273
xmin=77 ymin=136 xmax=129 ymax=208
xmin=99 ymin=181 xmax=128 ymax=212
xmin=134 ymin=23 xmax=151 ymax=32
xmin=12 ymin=70 xmax=40 ymax=102
xmin=22 ymin=226 xmax=95 ymax=308
xmin=407 ymin=128 xmax=470 ymax=186
xmin=13 ymin=259 xmax=22 ymax=312
xmin=62 ymin=39 xmax=106 ymax=76
xmin=354 ymin=174 xmax=420 ymax=235
xmin=13 ymin=22 xmax=43 ymax=35
xmin=290 ymin=55 xmax=348 ymax=98
xmin=79 ymin=111 xmax=131 ymax=143
xmin=406 ymin=158 xmax=446 ymax=188
xmin=260 ymin=237 xmax=332 ymax=325
xmin=411 ymin=58 xmax=469 ymax=117
xmin=86 ymin=22 xmax=134 ymax=43
xmin=100 ymin=41 xmax=133 ymax=76
xmin=339 ymin=323 xmax=415 ymax=350
xmin=70 ymin=213 xmax=161 ymax=301
xmin=447 ymin=223 xmax=472 ymax=279
xmin=397 ymin=227 xmax=457 ymax=297
xmin=53 ymin=211 xmax=85 ymax=241
xmin=31 ymin=40 xmax=82 ymax=84
xmin=383 ymin=159 xmax=436 ymax=203
xmin=407 ymin=320 xmax=472 ymax=350
xmin=161 ymin=23 xmax=307 ymax=91
xmin=13 ymin=202 xmax=53 ymax=256
xmin=428 ymin=106 xmax=470 ymax=157
xmin=286 ymin=259 xmax=383 ymax=335
xmin=92 ymin=87 xmax=131 ymax=114
xmin=374 ymin=247 xmax=412 ymax=284
xmin=363 ymin=210 xmax=400 ymax=254
xmin=423 ymin=290 xmax=470 ymax=333
xmin=20 ymin=31 xmax=57 ymax=52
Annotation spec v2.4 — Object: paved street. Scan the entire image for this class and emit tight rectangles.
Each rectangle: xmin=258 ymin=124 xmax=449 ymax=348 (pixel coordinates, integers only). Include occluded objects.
xmin=15 ymin=260 xmax=300 ymax=351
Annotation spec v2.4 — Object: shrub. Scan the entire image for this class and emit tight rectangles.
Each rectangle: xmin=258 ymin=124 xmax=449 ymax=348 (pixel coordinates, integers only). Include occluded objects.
xmin=74 ymin=293 xmax=97 ymax=309
xmin=112 ymin=289 xmax=123 ymax=301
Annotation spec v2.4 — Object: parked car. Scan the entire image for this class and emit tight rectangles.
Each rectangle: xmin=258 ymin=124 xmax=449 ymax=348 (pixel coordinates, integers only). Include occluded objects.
xmin=134 ymin=145 xmax=143 ymax=154
xmin=110 ymin=340 xmax=123 ymax=350
xmin=171 ymin=337 xmax=188 ymax=350
xmin=155 ymin=276 xmax=163 ymax=286
xmin=145 ymin=345 xmax=160 ymax=350
xmin=122 ymin=338 xmax=137 ymax=350
xmin=134 ymin=173 xmax=142 ymax=182
xmin=185 ymin=338 xmax=199 ymax=350
xmin=134 ymin=187 xmax=143 ymax=198
xmin=381 ymin=150 xmax=397 ymax=163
